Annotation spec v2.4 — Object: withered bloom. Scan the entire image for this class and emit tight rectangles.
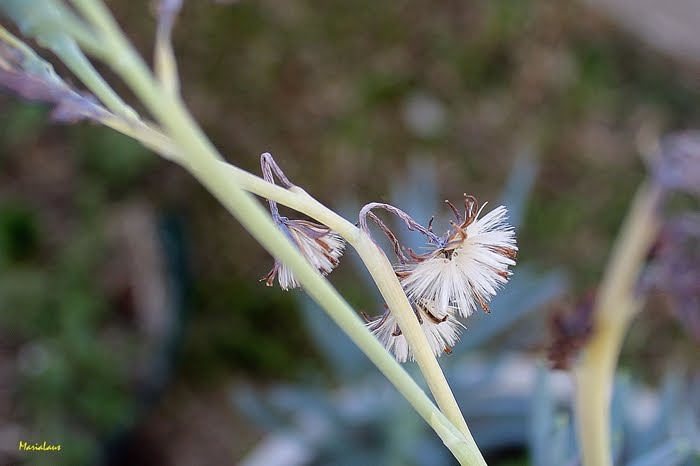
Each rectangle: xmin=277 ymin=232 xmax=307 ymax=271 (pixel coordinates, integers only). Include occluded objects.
xmin=398 ymin=196 xmax=517 ymax=318
xmin=259 ymin=153 xmax=345 ymax=290
xmin=359 ymin=195 xmax=517 ymax=360
xmin=262 ymin=217 xmax=345 ymax=290
xmin=364 ymin=299 xmax=463 ymax=363
xmin=361 ymin=195 xmax=517 ymax=318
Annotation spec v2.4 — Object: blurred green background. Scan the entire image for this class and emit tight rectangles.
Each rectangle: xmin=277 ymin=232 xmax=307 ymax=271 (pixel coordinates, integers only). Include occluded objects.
xmin=1 ymin=1 xmax=699 ymax=465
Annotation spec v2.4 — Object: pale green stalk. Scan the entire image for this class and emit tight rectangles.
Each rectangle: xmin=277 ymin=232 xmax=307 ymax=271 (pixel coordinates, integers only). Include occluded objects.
xmin=154 ymin=3 xmax=180 ymax=97
xmin=98 ymin=115 xmax=179 ymax=161
xmin=0 ymin=25 xmax=46 ymax=69
xmin=61 ymin=0 xmax=484 ymax=463
xmin=1 ymin=0 xmax=97 ymax=52
xmin=0 ymin=24 xmax=176 ymax=160
xmin=573 ymin=182 xmax=661 ymax=466
xmin=50 ymin=39 xmax=137 ymax=120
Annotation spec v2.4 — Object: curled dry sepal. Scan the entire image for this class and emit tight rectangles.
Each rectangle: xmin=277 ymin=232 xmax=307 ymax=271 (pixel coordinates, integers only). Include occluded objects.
xmin=0 ymin=29 xmax=108 ymax=123
xmin=359 ymin=195 xmax=518 ymax=362
xmin=259 ymin=153 xmax=346 ymax=290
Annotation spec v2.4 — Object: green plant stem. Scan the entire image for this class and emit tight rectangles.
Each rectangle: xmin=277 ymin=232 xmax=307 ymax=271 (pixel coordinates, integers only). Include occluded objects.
xmin=573 ymin=181 xmax=661 ymax=466
xmin=0 ymin=0 xmax=97 ymax=53
xmin=67 ymin=1 xmax=484 ymax=463
xmin=154 ymin=6 xmax=180 ymax=97
xmin=0 ymin=1 xmax=134 ymax=119
xmin=52 ymin=39 xmax=137 ymax=120
xmin=98 ymin=115 xmax=179 ymax=161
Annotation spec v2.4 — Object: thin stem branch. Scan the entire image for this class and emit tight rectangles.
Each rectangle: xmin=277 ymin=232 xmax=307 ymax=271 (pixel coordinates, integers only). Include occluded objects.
xmin=50 ymin=38 xmax=137 ymax=120
xmin=573 ymin=181 xmax=661 ymax=466
xmin=154 ymin=0 xmax=181 ymax=96
xmin=98 ymin=115 xmax=179 ymax=161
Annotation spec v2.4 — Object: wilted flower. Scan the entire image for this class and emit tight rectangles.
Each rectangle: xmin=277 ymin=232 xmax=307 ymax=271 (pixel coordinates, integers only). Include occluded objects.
xmin=397 ymin=196 xmax=517 ymax=317
xmin=262 ymin=217 xmax=345 ymax=290
xmin=259 ymin=153 xmax=345 ymax=290
xmin=364 ymin=300 xmax=463 ymax=363
xmin=359 ymin=195 xmax=517 ymax=360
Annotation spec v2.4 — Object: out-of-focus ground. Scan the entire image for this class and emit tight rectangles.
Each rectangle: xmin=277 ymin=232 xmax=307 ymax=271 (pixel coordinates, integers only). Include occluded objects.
xmin=586 ymin=0 xmax=700 ymax=65
xmin=1 ymin=0 xmax=699 ymax=464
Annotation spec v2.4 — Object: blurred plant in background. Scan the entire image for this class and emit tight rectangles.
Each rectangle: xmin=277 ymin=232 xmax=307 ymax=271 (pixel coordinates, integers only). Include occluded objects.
xmin=0 ymin=113 xmax=186 ymax=464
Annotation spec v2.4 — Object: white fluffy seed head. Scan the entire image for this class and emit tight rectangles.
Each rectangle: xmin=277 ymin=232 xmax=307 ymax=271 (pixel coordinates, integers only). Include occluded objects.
xmin=367 ymin=300 xmax=463 ymax=363
xmin=399 ymin=205 xmax=517 ymax=317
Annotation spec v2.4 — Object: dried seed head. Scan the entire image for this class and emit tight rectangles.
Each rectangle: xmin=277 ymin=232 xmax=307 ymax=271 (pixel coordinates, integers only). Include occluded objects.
xmin=398 ymin=201 xmax=517 ymax=318
xmin=262 ymin=218 xmax=345 ymax=290
xmin=359 ymin=196 xmax=517 ymax=360
xmin=365 ymin=300 xmax=463 ymax=363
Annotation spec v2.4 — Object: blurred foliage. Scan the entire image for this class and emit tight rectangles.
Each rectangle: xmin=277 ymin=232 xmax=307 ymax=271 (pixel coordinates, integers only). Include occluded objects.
xmin=76 ymin=127 xmax=154 ymax=194
xmin=182 ymin=278 xmax=321 ymax=381
xmin=0 ymin=201 xmax=38 ymax=264
xmin=0 ymin=198 xmax=135 ymax=465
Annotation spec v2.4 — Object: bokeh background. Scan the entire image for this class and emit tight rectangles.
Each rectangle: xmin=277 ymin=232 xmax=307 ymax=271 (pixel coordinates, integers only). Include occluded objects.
xmin=1 ymin=1 xmax=699 ymax=465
